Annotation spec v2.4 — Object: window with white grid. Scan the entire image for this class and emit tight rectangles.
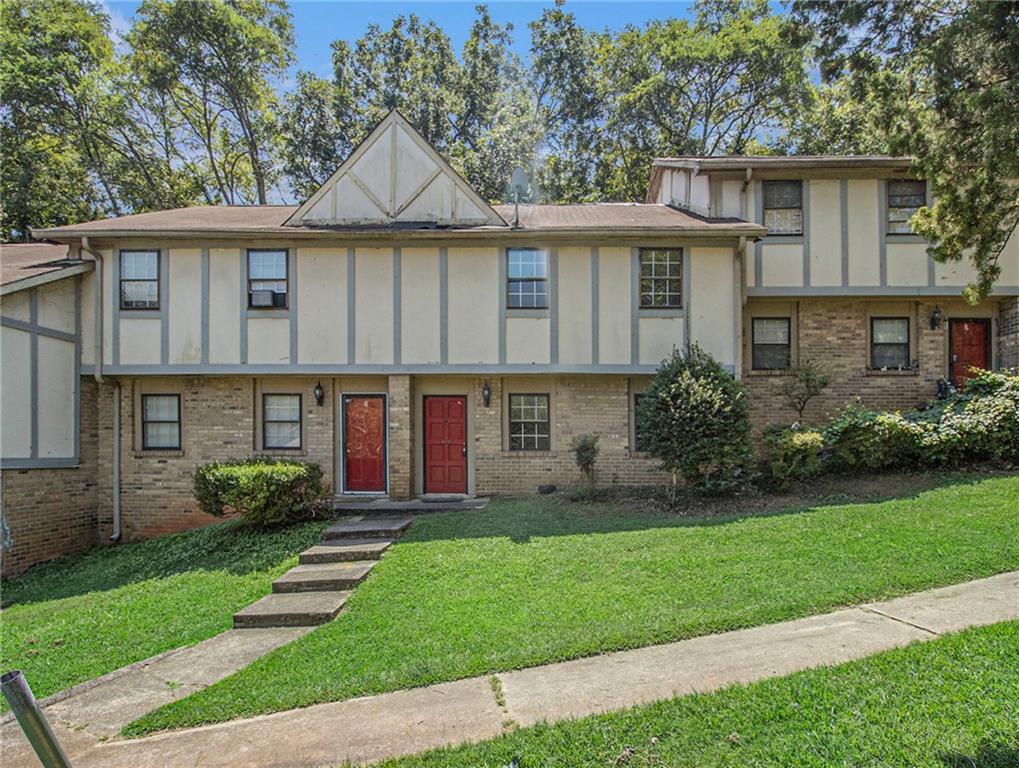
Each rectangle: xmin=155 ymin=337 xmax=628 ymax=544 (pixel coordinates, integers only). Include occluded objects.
xmin=508 ymin=394 xmax=550 ymax=451
xmin=751 ymin=318 xmax=791 ymax=370
xmin=870 ymin=318 xmax=910 ymax=369
xmin=639 ymin=248 xmax=682 ymax=308
xmin=507 ymin=249 xmax=548 ymax=309
xmin=763 ymin=181 xmax=803 ymax=235
xmin=120 ymin=251 xmax=159 ymax=309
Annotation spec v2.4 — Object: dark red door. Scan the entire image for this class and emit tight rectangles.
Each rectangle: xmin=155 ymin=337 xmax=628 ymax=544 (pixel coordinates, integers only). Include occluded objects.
xmin=424 ymin=396 xmax=467 ymax=494
xmin=344 ymin=396 xmax=386 ymax=492
xmin=949 ymin=319 xmax=990 ymax=388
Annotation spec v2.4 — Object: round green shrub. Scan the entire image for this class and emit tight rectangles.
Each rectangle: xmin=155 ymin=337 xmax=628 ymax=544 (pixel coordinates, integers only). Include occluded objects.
xmin=637 ymin=345 xmax=756 ymax=495
xmin=193 ymin=459 xmax=327 ymax=527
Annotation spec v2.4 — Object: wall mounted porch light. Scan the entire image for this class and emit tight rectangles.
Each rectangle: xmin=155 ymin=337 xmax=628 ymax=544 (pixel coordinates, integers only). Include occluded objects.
xmin=314 ymin=381 xmax=325 ymax=406
xmin=481 ymin=381 xmax=492 ymax=408
xmin=929 ymin=306 xmax=944 ymax=330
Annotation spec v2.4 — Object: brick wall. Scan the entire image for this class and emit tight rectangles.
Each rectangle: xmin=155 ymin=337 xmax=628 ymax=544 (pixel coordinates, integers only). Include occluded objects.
xmin=1 ymin=377 xmax=99 ymax=577
xmin=387 ymin=375 xmax=413 ymax=499
xmin=471 ymin=375 xmax=666 ymax=494
xmin=743 ymin=298 xmax=1001 ymax=430
xmin=97 ymin=376 xmax=336 ymax=542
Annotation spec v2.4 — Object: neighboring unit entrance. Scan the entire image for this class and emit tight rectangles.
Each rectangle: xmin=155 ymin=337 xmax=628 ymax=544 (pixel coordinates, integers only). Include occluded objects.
xmin=343 ymin=395 xmax=386 ymax=493
xmin=424 ymin=396 xmax=467 ymax=494
xmin=949 ymin=319 xmax=991 ymax=388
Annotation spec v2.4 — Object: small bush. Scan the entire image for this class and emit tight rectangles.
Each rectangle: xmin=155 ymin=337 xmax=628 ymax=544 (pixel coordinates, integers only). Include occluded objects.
xmin=193 ymin=459 xmax=327 ymax=527
xmin=762 ymin=425 xmax=823 ymax=489
xmin=570 ymin=434 xmax=600 ymax=487
xmin=638 ymin=345 xmax=756 ymax=495
xmin=779 ymin=359 xmax=830 ymax=421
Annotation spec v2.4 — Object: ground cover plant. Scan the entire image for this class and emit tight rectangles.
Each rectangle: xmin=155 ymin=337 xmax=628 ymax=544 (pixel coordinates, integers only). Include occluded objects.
xmin=0 ymin=519 xmax=327 ymax=708
xmin=379 ymin=620 xmax=1019 ymax=768
xmin=127 ymin=473 xmax=1019 ymax=735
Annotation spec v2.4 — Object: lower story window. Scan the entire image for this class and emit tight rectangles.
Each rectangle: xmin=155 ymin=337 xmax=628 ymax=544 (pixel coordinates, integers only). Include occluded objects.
xmin=263 ymin=393 xmax=302 ymax=449
xmin=752 ymin=317 xmax=791 ymax=370
xmin=509 ymin=394 xmax=550 ymax=451
xmin=142 ymin=394 xmax=181 ymax=450
xmin=871 ymin=317 xmax=910 ymax=369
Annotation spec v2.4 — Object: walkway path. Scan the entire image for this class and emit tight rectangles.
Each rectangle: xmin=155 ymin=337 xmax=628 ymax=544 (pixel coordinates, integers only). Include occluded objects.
xmin=2 ymin=571 xmax=1016 ymax=767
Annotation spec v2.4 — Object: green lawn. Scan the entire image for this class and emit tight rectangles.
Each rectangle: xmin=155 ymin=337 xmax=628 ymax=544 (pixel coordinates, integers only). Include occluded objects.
xmin=126 ymin=474 xmax=1019 ymax=736
xmin=380 ymin=620 xmax=1019 ymax=768
xmin=0 ymin=519 xmax=327 ymax=707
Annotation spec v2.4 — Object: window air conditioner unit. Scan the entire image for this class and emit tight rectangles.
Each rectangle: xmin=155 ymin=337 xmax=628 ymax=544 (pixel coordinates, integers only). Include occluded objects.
xmin=251 ymin=289 xmax=274 ymax=307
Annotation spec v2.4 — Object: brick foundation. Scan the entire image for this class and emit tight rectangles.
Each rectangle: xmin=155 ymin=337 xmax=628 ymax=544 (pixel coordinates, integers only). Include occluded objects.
xmin=1000 ymin=297 xmax=1019 ymax=370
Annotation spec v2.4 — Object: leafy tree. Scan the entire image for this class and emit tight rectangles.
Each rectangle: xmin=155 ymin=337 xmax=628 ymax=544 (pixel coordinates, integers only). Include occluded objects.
xmin=637 ymin=345 xmax=756 ymax=496
xmin=790 ymin=0 xmax=1019 ymax=301
xmin=127 ymin=0 xmax=294 ymax=204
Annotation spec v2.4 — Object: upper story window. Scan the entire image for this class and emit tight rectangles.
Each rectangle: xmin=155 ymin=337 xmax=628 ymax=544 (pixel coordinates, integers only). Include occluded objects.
xmin=887 ymin=179 xmax=926 ymax=234
xmin=263 ymin=393 xmax=301 ymax=449
xmin=639 ymin=248 xmax=682 ymax=309
xmin=248 ymin=250 xmax=288 ymax=309
xmin=120 ymin=251 xmax=159 ymax=309
xmin=507 ymin=249 xmax=548 ymax=309
xmin=870 ymin=317 xmax=910 ymax=369
xmin=752 ymin=317 xmax=791 ymax=370
xmin=141 ymin=394 xmax=180 ymax=450
xmin=763 ymin=181 xmax=803 ymax=235
xmin=508 ymin=393 xmax=550 ymax=451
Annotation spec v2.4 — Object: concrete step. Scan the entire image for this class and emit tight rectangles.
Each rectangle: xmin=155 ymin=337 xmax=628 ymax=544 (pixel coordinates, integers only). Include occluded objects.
xmin=324 ymin=516 xmax=413 ymax=540
xmin=233 ymin=591 xmax=350 ymax=629
xmin=272 ymin=561 xmax=376 ymax=593
xmin=299 ymin=538 xmax=393 ymax=564
xmin=333 ymin=498 xmax=489 ymax=513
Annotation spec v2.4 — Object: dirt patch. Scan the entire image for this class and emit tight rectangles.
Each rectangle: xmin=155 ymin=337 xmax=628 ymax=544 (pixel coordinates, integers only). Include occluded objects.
xmin=556 ymin=469 xmax=1018 ymax=519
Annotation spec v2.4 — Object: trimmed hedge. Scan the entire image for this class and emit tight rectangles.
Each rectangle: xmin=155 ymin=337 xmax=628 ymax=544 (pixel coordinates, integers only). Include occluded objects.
xmin=193 ymin=459 xmax=327 ymax=527
xmin=762 ymin=425 xmax=823 ymax=489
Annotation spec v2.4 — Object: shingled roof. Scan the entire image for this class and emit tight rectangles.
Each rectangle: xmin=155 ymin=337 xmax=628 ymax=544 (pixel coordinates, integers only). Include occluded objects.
xmin=31 ymin=202 xmax=764 ymax=240
xmin=0 ymin=243 xmax=92 ymax=294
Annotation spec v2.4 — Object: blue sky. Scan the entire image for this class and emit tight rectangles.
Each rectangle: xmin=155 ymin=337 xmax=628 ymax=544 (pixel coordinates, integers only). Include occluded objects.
xmin=106 ymin=1 xmax=700 ymax=82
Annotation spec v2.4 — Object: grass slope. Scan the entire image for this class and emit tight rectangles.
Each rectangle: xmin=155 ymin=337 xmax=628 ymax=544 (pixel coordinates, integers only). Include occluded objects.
xmin=0 ymin=519 xmax=327 ymax=706
xmin=381 ymin=620 xmax=1019 ymax=768
xmin=127 ymin=474 xmax=1019 ymax=735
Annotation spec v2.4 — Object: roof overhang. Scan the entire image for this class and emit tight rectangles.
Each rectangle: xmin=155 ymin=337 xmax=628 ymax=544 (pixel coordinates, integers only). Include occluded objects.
xmin=1 ymin=260 xmax=94 ymax=296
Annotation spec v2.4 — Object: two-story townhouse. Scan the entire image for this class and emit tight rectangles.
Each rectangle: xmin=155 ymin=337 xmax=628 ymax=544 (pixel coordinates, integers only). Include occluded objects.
xmin=2 ymin=109 xmax=1017 ymax=575
xmin=647 ymin=156 xmax=1019 ymax=424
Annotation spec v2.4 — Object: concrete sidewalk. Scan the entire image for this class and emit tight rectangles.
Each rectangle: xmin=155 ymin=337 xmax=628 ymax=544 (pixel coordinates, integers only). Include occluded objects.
xmin=2 ymin=571 xmax=1016 ymax=767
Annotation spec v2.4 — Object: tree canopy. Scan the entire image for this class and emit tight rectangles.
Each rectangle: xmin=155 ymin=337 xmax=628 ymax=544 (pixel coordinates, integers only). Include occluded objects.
xmin=2 ymin=0 xmax=1014 ymax=298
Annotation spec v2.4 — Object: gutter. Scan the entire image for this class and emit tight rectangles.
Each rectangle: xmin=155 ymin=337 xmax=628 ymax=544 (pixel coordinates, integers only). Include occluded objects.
xmin=81 ymin=237 xmax=121 ymax=543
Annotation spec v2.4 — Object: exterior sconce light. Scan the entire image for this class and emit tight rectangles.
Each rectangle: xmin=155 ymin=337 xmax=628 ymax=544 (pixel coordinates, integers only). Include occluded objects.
xmin=929 ymin=306 xmax=944 ymax=330
xmin=313 ymin=381 xmax=325 ymax=406
xmin=481 ymin=381 xmax=492 ymax=408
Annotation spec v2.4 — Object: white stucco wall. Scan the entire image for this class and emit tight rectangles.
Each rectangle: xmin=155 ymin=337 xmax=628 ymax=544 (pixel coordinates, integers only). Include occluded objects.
xmin=297 ymin=247 xmax=347 ymax=364
xmin=557 ymin=246 xmax=592 ymax=365
xmin=598 ymin=247 xmax=630 ymax=364
xmin=353 ymin=247 xmax=394 ymax=364
xmin=168 ymin=248 xmax=202 ymax=364
xmin=447 ymin=247 xmax=498 ymax=364
xmin=399 ymin=247 xmax=441 ymax=364
xmin=208 ymin=247 xmax=241 ymax=364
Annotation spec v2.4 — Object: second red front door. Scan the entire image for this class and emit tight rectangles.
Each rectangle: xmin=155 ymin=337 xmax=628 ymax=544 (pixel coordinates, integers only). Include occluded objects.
xmin=344 ymin=395 xmax=386 ymax=492
xmin=949 ymin=319 xmax=990 ymax=388
xmin=424 ymin=396 xmax=467 ymax=494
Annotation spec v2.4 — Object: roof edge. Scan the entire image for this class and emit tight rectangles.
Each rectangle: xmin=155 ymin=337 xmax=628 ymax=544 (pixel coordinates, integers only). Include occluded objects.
xmin=0 ymin=260 xmax=94 ymax=296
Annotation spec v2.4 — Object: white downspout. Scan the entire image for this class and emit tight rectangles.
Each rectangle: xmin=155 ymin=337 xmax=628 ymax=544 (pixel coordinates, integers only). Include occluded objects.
xmin=81 ymin=237 xmax=120 ymax=542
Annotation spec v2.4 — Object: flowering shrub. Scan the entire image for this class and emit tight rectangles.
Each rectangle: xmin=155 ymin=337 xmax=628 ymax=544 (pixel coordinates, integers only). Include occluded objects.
xmin=762 ymin=425 xmax=824 ymax=489
xmin=822 ymin=370 xmax=1018 ymax=472
xmin=193 ymin=459 xmax=328 ymax=527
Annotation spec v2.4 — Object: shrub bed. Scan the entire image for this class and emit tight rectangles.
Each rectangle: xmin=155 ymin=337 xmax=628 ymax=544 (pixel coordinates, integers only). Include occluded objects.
xmin=763 ymin=370 xmax=1018 ymax=484
xmin=193 ymin=459 xmax=328 ymax=527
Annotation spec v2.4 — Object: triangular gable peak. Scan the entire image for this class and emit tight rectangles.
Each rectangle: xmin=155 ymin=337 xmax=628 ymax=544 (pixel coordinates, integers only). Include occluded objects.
xmin=286 ymin=110 xmax=505 ymax=228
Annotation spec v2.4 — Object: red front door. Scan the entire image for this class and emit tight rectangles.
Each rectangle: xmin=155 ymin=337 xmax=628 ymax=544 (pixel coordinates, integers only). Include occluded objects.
xmin=949 ymin=319 xmax=990 ymax=388
xmin=424 ymin=396 xmax=467 ymax=494
xmin=344 ymin=396 xmax=386 ymax=492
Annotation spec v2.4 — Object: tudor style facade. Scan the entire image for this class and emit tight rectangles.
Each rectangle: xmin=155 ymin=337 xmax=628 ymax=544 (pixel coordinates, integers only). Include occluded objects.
xmin=2 ymin=110 xmax=1018 ymax=575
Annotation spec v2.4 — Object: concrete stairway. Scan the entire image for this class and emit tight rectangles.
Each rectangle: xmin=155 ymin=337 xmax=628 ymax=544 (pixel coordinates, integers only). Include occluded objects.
xmin=233 ymin=516 xmax=413 ymax=629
